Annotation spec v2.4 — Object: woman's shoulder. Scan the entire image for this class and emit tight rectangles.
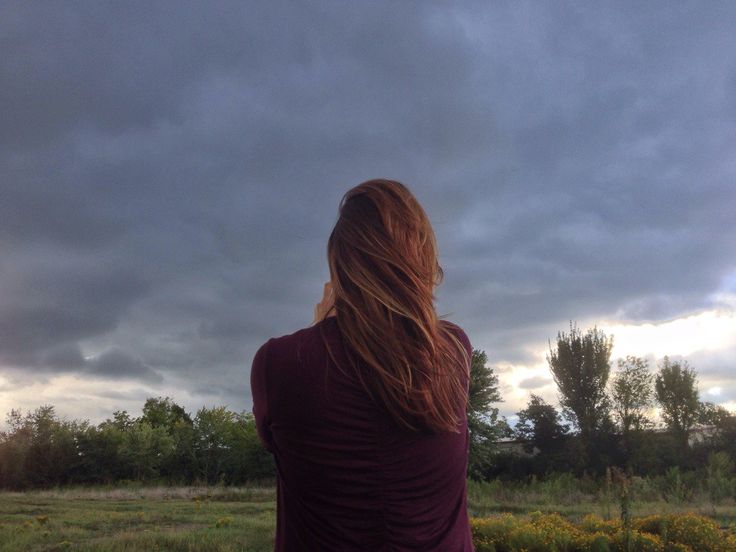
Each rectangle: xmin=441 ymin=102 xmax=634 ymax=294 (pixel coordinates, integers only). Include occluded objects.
xmin=438 ymin=319 xmax=472 ymax=354
xmin=439 ymin=319 xmax=464 ymax=332
xmin=438 ymin=319 xmax=469 ymax=339
xmin=255 ymin=317 xmax=337 ymax=359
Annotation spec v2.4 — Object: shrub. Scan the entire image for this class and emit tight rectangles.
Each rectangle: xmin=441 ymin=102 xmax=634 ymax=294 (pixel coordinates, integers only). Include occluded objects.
xmin=633 ymin=513 xmax=735 ymax=552
xmin=705 ymin=452 xmax=735 ymax=505
xmin=470 ymin=512 xmax=735 ymax=552
xmin=521 ymin=513 xmax=582 ymax=551
xmin=633 ymin=515 xmax=666 ymax=536
xmin=580 ymin=514 xmax=621 ymax=535
xmin=470 ymin=515 xmax=516 ymax=551
xmin=664 ymin=513 xmax=727 ymax=552
xmin=578 ymin=533 xmax=612 ymax=552
xmin=609 ymin=529 xmax=663 ymax=552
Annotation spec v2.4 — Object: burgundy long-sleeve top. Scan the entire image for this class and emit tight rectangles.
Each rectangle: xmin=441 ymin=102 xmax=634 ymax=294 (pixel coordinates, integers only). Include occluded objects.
xmin=250 ymin=316 xmax=475 ymax=551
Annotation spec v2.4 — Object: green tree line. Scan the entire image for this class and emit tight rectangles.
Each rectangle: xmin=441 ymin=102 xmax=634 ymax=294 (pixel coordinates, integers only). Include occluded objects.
xmin=0 ymin=398 xmax=274 ymax=490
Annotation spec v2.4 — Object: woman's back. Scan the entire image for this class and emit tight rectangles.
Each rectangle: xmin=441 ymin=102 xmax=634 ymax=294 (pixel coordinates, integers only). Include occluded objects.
xmin=250 ymin=316 xmax=474 ymax=551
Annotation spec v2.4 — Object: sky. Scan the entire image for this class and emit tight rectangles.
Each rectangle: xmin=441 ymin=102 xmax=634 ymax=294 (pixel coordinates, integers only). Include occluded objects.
xmin=1 ymin=2 xmax=735 ymax=430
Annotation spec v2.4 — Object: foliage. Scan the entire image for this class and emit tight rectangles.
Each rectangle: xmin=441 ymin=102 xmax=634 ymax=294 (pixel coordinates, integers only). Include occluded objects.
xmin=610 ymin=356 xmax=654 ymax=437
xmin=119 ymin=421 xmax=175 ymax=481
xmin=655 ymin=358 xmax=700 ymax=450
xmin=140 ymin=396 xmax=192 ymax=430
xmin=0 ymin=406 xmax=88 ymax=489
xmin=2 ymin=358 xmax=735 ymax=491
xmin=470 ymin=511 xmax=736 ymax=552
xmin=467 ymin=349 xmax=506 ymax=480
xmin=0 ymin=397 xmax=275 ymax=490
xmin=547 ymin=322 xmax=614 ymax=470
xmin=698 ymin=402 xmax=733 ymax=427
xmin=609 ymin=356 xmax=656 ymax=471
xmin=515 ymin=394 xmax=569 ymax=454
xmin=469 ymin=349 xmax=502 ymax=414
xmin=634 ymin=513 xmax=736 ymax=552
xmin=705 ymin=451 xmax=734 ymax=505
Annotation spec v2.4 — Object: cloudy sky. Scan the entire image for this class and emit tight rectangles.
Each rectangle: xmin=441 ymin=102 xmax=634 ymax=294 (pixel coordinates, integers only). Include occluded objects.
xmin=2 ymin=2 xmax=735 ymax=430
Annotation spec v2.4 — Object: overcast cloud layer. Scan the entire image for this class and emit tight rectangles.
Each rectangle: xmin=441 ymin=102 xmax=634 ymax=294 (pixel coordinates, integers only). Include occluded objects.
xmin=1 ymin=2 xmax=735 ymax=426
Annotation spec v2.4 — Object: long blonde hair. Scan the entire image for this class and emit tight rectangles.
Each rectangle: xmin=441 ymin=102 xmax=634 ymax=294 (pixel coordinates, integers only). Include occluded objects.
xmin=321 ymin=179 xmax=469 ymax=434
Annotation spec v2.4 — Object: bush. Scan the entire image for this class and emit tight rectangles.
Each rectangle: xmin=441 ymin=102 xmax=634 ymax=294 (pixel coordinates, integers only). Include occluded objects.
xmin=471 ymin=513 xmax=584 ymax=551
xmin=661 ymin=513 xmax=728 ymax=552
xmin=635 ymin=512 xmax=736 ymax=552
xmin=609 ymin=530 xmax=663 ymax=552
xmin=580 ymin=514 xmax=621 ymax=535
xmin=470 ymin=512 xmax=736 ymax=552
xmin=705 ymin=452 xmax=735 ymax=505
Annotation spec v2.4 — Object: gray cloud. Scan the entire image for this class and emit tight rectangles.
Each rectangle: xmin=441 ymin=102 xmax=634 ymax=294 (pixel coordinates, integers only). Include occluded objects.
xmin=1 ymin=2 xmax=735 ymax=424
xmin=85 ymin=349 xmax=162 ymax=384
xmin=518 ymin=377 xmax=554 ymax=391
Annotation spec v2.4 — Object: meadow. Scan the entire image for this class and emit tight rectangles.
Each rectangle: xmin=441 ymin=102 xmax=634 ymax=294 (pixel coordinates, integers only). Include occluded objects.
xmin=2 ymin=478 xmax=736 ymax=551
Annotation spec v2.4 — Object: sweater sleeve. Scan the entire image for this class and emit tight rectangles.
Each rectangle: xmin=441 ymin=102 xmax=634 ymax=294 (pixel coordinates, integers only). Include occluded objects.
xmin=250 ymin=339 xmax=275 ymax=453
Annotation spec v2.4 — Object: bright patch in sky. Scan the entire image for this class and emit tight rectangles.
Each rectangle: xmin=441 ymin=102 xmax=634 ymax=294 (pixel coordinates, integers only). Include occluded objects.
xmin=0 ymin=374 xmax=154 ymax=427
xmin=602 ymin=309 xmax=736 ymax=360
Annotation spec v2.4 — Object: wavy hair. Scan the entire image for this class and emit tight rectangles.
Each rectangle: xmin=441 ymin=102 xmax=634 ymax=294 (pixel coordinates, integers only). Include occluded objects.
xmin=320 ymin=179 xmax=470 ymax=434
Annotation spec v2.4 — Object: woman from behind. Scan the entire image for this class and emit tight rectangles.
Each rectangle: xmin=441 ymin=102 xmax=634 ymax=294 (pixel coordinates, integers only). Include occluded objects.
xmin=251 ymin=179 xmax=474 ymax=551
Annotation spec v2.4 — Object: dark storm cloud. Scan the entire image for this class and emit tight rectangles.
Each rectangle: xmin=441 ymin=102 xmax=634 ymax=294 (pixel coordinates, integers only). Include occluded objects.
xmin=1 ymin=2 xmax=735 ymax=422
xmin=42 ymin=345 xmax=86 ymax=370
xmin=0 ymin=251 xmax=151 ymax=367
xmin=95 ymin=388 xmax=153 ymax=401
xmin=85 ymin=349 xmax=162 ymax=384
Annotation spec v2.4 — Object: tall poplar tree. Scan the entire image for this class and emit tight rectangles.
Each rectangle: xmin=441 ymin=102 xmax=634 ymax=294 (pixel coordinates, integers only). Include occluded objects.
xmin=655 ymin=357 xmax=699 ymax=450
xmin=610 ymin=356 xmax=653 ymax=459
xmin=547 ymin=322 xmax=613 ymax=466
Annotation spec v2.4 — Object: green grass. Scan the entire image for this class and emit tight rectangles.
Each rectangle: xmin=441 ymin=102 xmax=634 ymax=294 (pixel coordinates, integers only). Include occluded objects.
xmin=1 ymin=481 xmax=735 ymax=551
xmin=0 ymin=486 xmax=276 ymax=551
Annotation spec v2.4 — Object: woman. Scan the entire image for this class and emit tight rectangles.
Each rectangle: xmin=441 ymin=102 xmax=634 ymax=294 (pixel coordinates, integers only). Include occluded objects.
xmin=250 ymin=179 xmax=474 ymax=551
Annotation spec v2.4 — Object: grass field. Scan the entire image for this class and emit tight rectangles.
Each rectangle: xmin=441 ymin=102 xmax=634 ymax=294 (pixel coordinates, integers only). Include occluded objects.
xmin=1 ymin=480 xmax=735 ymax=551
xmin=0 ymin=485 xmax=275 ymax=551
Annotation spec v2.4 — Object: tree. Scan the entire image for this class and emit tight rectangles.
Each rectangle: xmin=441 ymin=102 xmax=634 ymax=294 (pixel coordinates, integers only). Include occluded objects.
xmin=698 ymin=402 xmax=732 ymax=427
xmin=100 ymin=410 xmax=136 ymax=432
xmin=655 ymin=357 xmax=699 ymax=450
xmin=26 ymin=405 xmax=80 ymax=487
xmin=705 ymin=408 xmax=736 ymax=460
xmin=140 ymin=396 xmax=192 ymax=431
xmin=140 ymin=396 xmax=196 ymax=481
xmin=194 ymin=406 xmax=238 ymax=484
xmin=0 ymin=406 xmax=82 ymax=489
xmin=610 ymin=356 xmax=654 ymax=460
xmin=222 ymin=411 xmax=276 ymax=484
xmin=547 ymin=322 xmax=613 ymax=468
xmin=0 ymin=409 xmax=33 ymax=489
xmin=119 ymin=421 xmax=175 ymax=481
xmin=515 ymin=394 xmax=569 ymax=454
xmin=72 ymin=423 xmax=124 ymax=484
xmin=466 ymin=349 xmax=503 ymax=480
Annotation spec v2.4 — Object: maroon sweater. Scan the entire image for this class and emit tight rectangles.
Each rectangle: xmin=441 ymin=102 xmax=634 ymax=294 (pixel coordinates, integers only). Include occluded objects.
xmin=250 ymin=316 xmax=475 ymax=551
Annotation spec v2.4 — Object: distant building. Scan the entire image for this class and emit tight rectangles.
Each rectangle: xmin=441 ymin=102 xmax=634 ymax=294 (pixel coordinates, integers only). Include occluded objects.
xmin=496 ymin=425 xmax=718 ymax=456
xmin=647 ymin=424 xmax=719 ymax=446
xmin=687 ymin=425 xmax=718 ymax=446
xmin=495 ymin=437 xmax=539 ymax=457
